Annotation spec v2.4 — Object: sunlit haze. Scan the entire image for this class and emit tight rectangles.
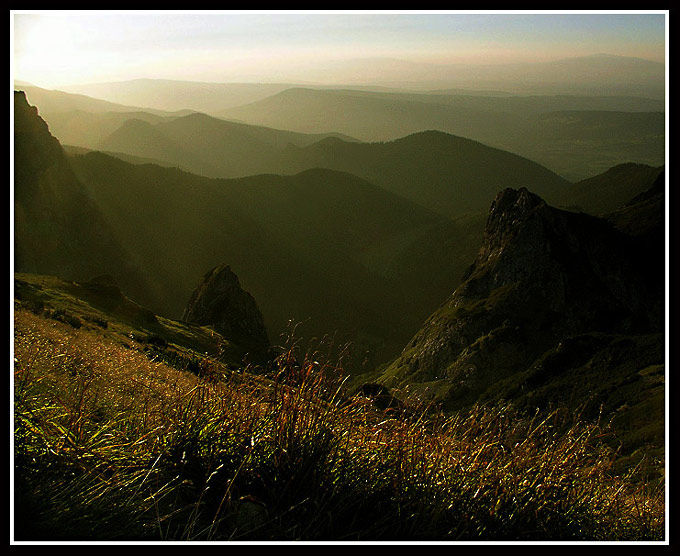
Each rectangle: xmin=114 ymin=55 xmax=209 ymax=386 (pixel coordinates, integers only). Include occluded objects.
xmin=13 ymin=11 xmax=666 ymax=89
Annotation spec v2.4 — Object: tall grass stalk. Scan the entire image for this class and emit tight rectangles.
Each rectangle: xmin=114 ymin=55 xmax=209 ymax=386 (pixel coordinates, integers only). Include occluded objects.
xmin=13 ymin=309 xmax=665 ymax=541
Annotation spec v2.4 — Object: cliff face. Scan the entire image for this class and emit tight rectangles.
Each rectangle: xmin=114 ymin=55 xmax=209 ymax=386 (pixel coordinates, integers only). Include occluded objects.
xmin=13 ymin=90 xmax=153 ymax=306
xmin=183 ymin=264 xmax=270 ymax=361
xmin=382 ymin=187 xmax=664 ymax=410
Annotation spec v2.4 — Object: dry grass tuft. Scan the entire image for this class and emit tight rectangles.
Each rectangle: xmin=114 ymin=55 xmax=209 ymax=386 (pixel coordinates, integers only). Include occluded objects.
xmin=13 ymin=308 xmax=665 ymax=541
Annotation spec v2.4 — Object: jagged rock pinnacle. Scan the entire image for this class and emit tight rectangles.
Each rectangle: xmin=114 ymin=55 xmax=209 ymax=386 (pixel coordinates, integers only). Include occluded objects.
xmin=183 ymin=264 xmax=270 ymax=358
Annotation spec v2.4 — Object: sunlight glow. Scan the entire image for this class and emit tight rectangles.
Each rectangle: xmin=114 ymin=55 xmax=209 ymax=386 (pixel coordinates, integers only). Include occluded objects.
xmin=12 ymin=11 xmax=666 ymax=89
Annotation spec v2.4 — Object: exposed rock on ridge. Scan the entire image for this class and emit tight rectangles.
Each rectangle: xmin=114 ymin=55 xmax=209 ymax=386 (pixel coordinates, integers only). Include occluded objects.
xmin=382 ymin=187 xmax=663 ymax=409
xmin=183 ymin=264 xmax=270 ymax=360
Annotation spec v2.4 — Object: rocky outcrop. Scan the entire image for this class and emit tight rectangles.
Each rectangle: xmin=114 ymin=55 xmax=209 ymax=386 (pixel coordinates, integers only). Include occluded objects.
xmin=183 ymin=264 xmax=270 ymax=360
xmin=382 ymin=187 xmax=663 ymax=410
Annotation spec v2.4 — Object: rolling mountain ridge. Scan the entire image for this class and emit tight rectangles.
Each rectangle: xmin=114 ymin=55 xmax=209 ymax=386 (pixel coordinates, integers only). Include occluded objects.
xmin=219 ymin=87 xmax=664 ymax=180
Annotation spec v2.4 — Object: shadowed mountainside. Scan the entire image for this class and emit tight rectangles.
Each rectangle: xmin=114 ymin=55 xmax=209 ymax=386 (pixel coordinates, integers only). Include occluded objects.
xmin=88 ymin=112 xmax=573 ymax=219
xmin=15 ymin=91 xmax=666 ymax=376
xmin=268 ymin=130 xmax=571 ymax=218
xmin=557 ymin=162 xmax=664 ymax=215
xmin=67 ymin=149 xmax=477 ymax=367
xmin=97 ymin=111 xmax=359 ymax=179
xmin=16 ymin=92 xmax=500 ymax=369
xmin=13 ymin=90 xmax=155 ymax=306
xmin=380 ymin=183 xmax=664 ymax=465
xmin=382 ymin=186 xmax=663 ymax=399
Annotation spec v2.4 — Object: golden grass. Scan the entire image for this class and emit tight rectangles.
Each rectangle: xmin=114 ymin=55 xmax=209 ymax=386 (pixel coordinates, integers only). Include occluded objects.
xmin=13 ymin=307 xmax=665 ymax=541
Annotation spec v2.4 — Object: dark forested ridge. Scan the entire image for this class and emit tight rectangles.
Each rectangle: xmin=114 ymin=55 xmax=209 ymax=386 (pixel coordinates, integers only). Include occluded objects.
xmin=23 ymin=82 xmax=664 ymax=186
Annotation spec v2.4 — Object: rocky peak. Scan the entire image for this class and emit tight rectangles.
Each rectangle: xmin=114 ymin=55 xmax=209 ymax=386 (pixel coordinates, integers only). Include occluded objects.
xmin=471 ymin=188 xmax=549 ymax=276
xmin=487 ymin=187 xmax=546 ymax=231
xmin=183 ymin=264 xmax=270 ymax=359
xmin=382 ymin=187 xmax=663 ymax=409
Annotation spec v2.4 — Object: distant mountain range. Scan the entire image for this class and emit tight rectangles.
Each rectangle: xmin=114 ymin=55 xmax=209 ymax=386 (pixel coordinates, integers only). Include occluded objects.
xmin=92 ymin=112 xmax=574 ymax=218
xmin=97 ymin=112 xmax=359 ymax=179
xmin=61 ymin=105 xmax=662 ymax=220
xmin=219 ymin=87 xmax=664 ymax=180
xmin=558 ymin=163 xmax=664 ymax=214
xmin=59 ymin=54 xmax=665 ymax=102
xmin=219 ymin=87 xmax=662 ymax=140
xmin=20 ymin=84 xmax=194 ymax=118
xmin=20 ymin=84 xmax=357 ymax=154
xmin=269 ymin=130 xmax=571 ymax=218
xmin=19 ymin=81 xmax=665 ymax=182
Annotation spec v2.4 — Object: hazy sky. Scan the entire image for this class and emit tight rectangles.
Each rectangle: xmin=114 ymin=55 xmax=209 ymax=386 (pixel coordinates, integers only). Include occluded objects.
xmin=12 ymin=11 xmax=667 ymax=88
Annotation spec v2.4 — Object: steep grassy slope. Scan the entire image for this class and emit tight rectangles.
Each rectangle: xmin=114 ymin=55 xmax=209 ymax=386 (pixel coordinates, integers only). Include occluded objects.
xmin=14 ymin=273 xmax=246 ymax=367
xmin=14 ymin=268 xmax=275 ymax=371
xmin=13 ymin=287 xmax=665 ymax=540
